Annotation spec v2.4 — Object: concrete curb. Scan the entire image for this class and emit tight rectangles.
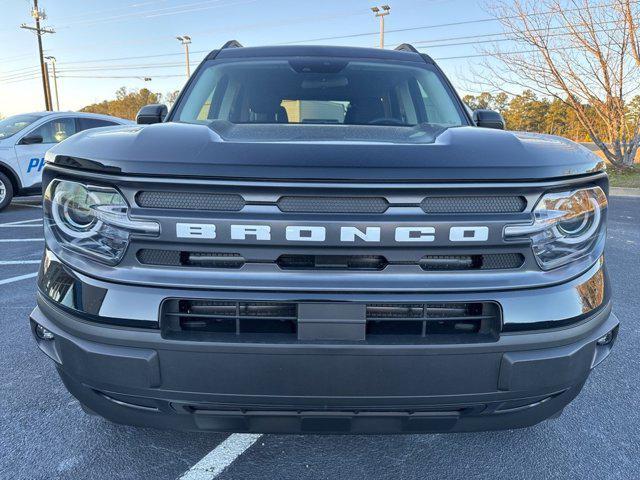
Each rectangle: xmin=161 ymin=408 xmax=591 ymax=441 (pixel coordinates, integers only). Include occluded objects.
xmin=610 ymin=187 xmax=640 ymax=197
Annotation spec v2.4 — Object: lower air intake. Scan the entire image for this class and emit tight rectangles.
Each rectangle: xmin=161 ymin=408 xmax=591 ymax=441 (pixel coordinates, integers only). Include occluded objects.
xmin=365 ymin=302 xmax=501 ymax=342
xmin=162 ymin=300 xmax=298 ymax=339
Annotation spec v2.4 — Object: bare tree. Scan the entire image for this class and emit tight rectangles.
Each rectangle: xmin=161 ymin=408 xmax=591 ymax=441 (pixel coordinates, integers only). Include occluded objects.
xmin=478 ymin=0 xmax=640 ymax=167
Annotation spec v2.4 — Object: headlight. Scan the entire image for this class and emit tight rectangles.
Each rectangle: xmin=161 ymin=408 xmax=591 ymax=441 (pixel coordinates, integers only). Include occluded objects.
xmin=504 ymin=186 xmax=607 ymax=270
xmin=44 ymin=179 xmax=159 ymax=264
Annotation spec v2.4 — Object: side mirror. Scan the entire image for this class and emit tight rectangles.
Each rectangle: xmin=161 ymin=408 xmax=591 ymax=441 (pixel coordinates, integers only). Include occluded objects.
xmin=472 ymin=109 xmax=505 ymax=130
xmin=136 ymin=104 xmax=168 ymax=125
xmin=19 ymin=134 xmax=44 ymax=145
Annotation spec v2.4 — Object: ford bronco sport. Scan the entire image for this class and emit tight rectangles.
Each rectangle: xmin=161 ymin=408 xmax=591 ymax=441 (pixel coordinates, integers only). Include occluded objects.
xmin=30 ymin=42 xmax=618 ymax=433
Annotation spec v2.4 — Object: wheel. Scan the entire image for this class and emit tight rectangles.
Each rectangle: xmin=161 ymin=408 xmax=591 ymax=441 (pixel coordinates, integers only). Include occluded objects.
xmin=0 ymin=172 xmax=14 ymax=212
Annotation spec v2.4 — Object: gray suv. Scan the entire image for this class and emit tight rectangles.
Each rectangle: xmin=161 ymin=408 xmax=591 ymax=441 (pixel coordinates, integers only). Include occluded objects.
xmin=30 ymin=42 xmax=618 ymax=433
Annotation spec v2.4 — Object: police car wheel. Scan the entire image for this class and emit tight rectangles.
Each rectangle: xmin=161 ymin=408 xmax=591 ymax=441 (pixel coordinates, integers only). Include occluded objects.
xmin=0 ymin=172 xmax=14 ymax=212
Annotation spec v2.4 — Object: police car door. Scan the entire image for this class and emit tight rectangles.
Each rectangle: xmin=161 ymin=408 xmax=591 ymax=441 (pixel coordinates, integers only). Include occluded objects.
xmin=14 ymin=117 xmax=77 ymax=189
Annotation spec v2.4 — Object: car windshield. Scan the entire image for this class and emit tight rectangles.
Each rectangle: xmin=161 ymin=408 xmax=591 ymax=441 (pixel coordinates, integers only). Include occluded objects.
xmin=173 ymin=58 xmax=467 ymax=141
xmin=0 ymin=114 xmax=44 ymax=140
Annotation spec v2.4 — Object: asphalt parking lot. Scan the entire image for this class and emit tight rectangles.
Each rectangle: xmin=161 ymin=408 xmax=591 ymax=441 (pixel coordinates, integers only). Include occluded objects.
xmin=0 ymin=195 xmax=638 ymax=480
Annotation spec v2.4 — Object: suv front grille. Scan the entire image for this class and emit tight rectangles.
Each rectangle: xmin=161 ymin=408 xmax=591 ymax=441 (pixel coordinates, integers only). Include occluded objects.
xmin=114 ymin=178 xmax=553 ymax=293
xmin=135 ymin=190 xmax=526 ymax=214
xmin=139 ymin=250 xmax=524 ymax=271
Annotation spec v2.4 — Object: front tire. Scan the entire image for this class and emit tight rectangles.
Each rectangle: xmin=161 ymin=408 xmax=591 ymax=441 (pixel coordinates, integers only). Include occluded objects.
xmin=0 ymin=172 xmax=14 ymax=212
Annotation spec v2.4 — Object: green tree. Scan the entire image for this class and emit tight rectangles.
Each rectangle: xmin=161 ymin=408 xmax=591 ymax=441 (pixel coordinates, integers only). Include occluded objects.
xmin=81 ymin=87 xmax=161 ymax=120
xmin=502 ymin=90 xmax=548 ymax=132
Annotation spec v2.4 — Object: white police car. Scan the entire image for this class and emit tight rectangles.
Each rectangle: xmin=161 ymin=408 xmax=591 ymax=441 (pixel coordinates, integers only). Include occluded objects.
xmin=0 ymin=111 xmax=132 ymax=211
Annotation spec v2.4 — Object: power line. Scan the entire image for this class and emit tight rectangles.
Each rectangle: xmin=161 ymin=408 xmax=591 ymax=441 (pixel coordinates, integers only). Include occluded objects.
xmin=57 ymin=74 xmax=185 ymax=79
xmin=280 ymin=0 xmax=635 ymax=45
xmin=57 ymin=62 xmax=187 ymax=73
xmin=55 ymin=0 xmax=244 ymax=29
xmin=3 ymin=20 xmax=623 ymax=81
xmin=58 ymin=50 xmax=209 ymax=66
xmin=59 ymin=0 xmax=170 ymax=23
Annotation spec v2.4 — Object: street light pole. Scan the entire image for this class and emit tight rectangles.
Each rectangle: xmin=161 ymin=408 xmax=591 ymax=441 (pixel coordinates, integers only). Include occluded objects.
xmin=45 ymin=56 xmax=59 ymax=110
xmin=176 ymin=35 xmax=192 ymax=77
xmin=371 ymin=5 xmax=391 ymax=49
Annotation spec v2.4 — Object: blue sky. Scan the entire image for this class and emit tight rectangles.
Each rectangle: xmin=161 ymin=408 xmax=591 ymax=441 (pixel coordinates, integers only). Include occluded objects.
xmin=0 ymin=0 xmax=502 ymax=116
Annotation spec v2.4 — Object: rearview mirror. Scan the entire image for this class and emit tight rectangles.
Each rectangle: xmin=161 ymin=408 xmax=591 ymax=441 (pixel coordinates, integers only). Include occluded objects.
xmin=19 ymin=134 xmax=44 ymax=145
xmin=472 ymin=109 xmax=505 ymax=130
xmin=136 ymin=104 xmax=168 ymax=125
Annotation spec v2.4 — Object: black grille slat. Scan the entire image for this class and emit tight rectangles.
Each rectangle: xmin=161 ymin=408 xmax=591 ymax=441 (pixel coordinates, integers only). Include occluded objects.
xmin=186 ymin=252 xmax=245 ymax=269
xmin=421 ymin=196 xmax=526 ymax=213
xmin=138 ymin=250 xmax=245 ymax=269
xmin=419 ymin=254 xmax=524 ymax=271
xmin=137 ymin=249 xmax=181 ymax=266
xmin=277 ymin=255 xmax=388 ymax=271
xmin=278 ymin=196 xmax=389 ymax=213
xmin=137 ymin=191 xmax=245 ymax=211
xmin=477 ymin=253 xmax=525 ymax=270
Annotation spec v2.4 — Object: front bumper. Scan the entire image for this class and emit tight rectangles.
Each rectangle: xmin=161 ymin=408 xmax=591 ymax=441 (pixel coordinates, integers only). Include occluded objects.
xmin=31 ymin=283 xmax=618 ymax=433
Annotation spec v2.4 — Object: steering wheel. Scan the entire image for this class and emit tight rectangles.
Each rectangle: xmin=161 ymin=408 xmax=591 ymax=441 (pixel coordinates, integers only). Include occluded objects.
xmin=367 ymin=117 xmax=407 ymax=126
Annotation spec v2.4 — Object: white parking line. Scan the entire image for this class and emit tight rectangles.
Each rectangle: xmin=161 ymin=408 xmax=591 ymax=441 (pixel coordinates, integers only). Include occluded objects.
xmin=11 ymin=202 xmax=42 ymax=209
xmin=0 ymin=238 xmax=44 ymax=243
xmin=0 ymin=260 xmax=41 ymax=265
xmin=0 ymin=218 xmax=42 ymax=226
xmin=179 ymin=434 xmax=263 ymax=480
xmin=0 ymin=272 xmax=38 ymax=286
xmin=0 ymin=224 xmax=43 ymax=228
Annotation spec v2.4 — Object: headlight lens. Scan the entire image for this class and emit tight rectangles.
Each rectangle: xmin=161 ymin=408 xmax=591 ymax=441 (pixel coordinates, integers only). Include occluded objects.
xmin=44 ymin=179 xmax=159 ymax=264
xmin=504 ymin=186 xmax=607 ymax=270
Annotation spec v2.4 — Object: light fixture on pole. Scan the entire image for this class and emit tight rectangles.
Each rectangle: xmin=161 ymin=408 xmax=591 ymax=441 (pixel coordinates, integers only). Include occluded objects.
xmin=176 ymin=35 xmax=192 ymax=77
xmin=371 ymin=5 xmax=391 ymax=49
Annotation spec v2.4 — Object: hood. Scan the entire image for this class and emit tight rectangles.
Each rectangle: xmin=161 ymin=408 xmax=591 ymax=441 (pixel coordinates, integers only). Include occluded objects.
xmin=47 ymin=122 xmax=605 ymax=182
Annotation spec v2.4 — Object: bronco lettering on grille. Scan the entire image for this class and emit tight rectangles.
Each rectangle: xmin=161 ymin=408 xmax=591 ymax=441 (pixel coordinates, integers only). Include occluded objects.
xmin=175 ymin=223 xmax=490 ymax=243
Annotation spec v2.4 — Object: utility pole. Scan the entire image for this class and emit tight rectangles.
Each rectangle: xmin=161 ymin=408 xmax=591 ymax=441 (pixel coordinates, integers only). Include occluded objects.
xmin=45 ymin=56 xmax=59 ymax=110
xmin=176 ymin=35 xmax=192 ymax=77
xmin=20 ymin=0 xmax=55 ymax=110
xmin=44 ymin=60 xmax=52 ymax=109
xmin=371 ymin=5 xmax=391 ymax=49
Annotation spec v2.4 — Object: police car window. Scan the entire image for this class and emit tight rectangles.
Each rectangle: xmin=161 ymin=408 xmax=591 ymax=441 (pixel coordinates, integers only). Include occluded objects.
xmin=30 ymin=118 xmax=77 ymax=144
xmin=77 ymin=118 xmax=117 ymax=131
xmin=0 ymin=114 xmax=43 ymax=140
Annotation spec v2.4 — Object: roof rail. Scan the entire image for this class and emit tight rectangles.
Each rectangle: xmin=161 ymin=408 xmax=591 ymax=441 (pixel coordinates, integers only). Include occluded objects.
xmin=221 ymin=40 xmax=243 ymax=49
xmin=395 ymin=43 xmax=435 ymax=64
xmin=394 ymin=43 xmax=419 ymax=53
